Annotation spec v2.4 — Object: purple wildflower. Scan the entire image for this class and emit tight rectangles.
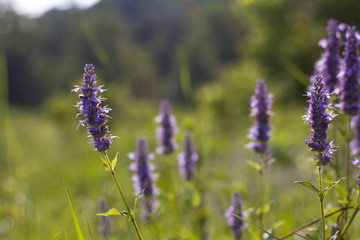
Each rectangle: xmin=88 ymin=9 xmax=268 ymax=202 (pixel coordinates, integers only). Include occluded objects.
xmin=304 ymin=75 xmax=336 ymax=166
xmin=353 ymin=158 xmax=360 ymax=188
xmin=314 ymin=19 xmax=343 ymax=93
xmin=128 ymin=138 xmax=158 ymax=219
xmin=226 ymin=192 xmax=246 ymax=240
xmin=178 ymin=132 xmax=198 ymax=181
xmin=350 ymin=114 xmax=360 ymax=155
xmin=98 ymin=197 xmax=112 ymax=238
xmin=155 ymin=99 xmax=178 ymax=155
xmin=339 ymin=26 xmax=360 ymax=115
xmin=247 ymin=79 xmax=273 ymax=154
xmin=73 ymin=64 xmax=115 ymax=152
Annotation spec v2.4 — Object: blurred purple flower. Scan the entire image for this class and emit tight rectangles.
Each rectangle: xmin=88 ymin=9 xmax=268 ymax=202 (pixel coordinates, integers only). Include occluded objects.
xmin=178 ymin=132 xmax=198 ymax=181
xmin=314 ymin=19 xmax=344 ymax=93
xmin=155 ymin=99 xmax=178 ymax=155
xmin=247 ymin=79 xmax=273 ymax=154
xmin=226 ymin=192 xmax=246 ymax=240
xmin=73 ymin=64 xmax=115 ymax=152
xmin=339 ymin=26 xmax=360 ymax=115
xmin=304 ymin=75 xmax=336 ymax=166
xmin=98 ymin=197 xmax=112 ymax=238
xmin=128 ymin=138 xmax=158 ymax=219
xmin=353 ymin=158 xmax=360 ymax=188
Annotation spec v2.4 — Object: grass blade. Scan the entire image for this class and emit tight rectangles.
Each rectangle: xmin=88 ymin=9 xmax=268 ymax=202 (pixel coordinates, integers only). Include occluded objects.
xmin=63 ymin=179 xmax=85 ymax=240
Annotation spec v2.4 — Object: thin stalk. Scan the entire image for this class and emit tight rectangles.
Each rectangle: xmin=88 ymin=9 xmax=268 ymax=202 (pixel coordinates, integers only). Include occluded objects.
xmin=104 ymin=154 xmax=143 ymax=240
xmin=258 ymin=154 xmax=264 ymax=240
xmin=345 ymin=117 xmax=351 ymax=193
xmin=344 ymin=117 xmax=351 ymax=227
xmin=341 ymin=191 xmax=360 ymax=237
xmin=279 ymin=206 xmax=353 ymax=239
xmin=332 ymin=120 xmax=340 ymax=179
xmin=317 ymin=166 xmax=326 ymax=240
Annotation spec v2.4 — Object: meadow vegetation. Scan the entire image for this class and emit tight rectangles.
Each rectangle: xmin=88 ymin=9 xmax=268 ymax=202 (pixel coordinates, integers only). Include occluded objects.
xmin=1 ymin=0 xmax=360 ymax=239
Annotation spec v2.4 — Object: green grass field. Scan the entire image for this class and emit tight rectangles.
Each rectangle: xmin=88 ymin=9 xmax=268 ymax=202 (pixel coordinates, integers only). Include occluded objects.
xmin=1 ymin=82 xmax=358 ymax=239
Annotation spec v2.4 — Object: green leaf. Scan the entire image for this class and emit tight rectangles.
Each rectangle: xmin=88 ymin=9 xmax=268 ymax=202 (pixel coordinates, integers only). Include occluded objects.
xmin=337 ymin=126 xmax=347 ymax=138
xmin=63 ymin=180 xmax=85 ymax=240
xmin=323 ymin=178 xmax=344 ymax=198
xmin=295 ymin=181 xmax=319 ymax=195
xmin=133 ymin=189 xmax=145 ymax=210
xmin=111 ymin=152 xmax=119 ymax=171
xmin=337 ymin=199 xmax=350 ymax=205
xmin=334 ymin=183 xmax=348 ymax=198
xmin=247 ymin=160 xmax=261 ymax=171
xmin=100 ymin=155 xmax=110 ymax=172
xmin=97 ymin=208 xmax=122 ymax=216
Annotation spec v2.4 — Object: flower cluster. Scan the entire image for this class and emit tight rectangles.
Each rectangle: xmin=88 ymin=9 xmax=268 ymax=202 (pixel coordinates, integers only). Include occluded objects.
xmin=226 ymin=192 xmax=246 ymax=240
xmin=155 ymin=99 xmax=178 ymax=155
xmin=304 ymin=75 xmax=336 ymax=166
xmin=339 ymin=26 xmax=360 ymax=115
xmin=98 ymin=197 xmax=112 ymax=238
xmin=73 ymin=64 xmax=114 ymax=152
xmin=353 ymin=158 xmax=360 ymax=189
xmin=247 ymin=79 xmax=273 ymax=154
xmin=128 ymin=138 xmax=158 ymax=219
xmin=178 ymin=132 xmax=198 ymax=181
xmin=314 ymin=19 xmax=343 ymax=93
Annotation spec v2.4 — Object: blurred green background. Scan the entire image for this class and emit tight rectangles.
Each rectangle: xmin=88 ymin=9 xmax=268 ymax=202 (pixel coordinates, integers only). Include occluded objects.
xmin=1 ymin=0 xmax=360 ymax=239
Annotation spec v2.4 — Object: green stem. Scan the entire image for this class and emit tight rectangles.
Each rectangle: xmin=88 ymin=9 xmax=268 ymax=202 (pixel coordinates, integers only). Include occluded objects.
xmin=341 ymin=191 xmax=360 ymax=237
xmin=258 ymin=154 xmax=264 ymax=240
xmin=317 ymin=167 xmax=326 ymax=240
xmin=332 ymin=120 xmax=340 ymax=179
xmin=343 ymin=117 xmax=351 ymax=230
xmin=104 ymin=154 xmax=143 ymax=240
xmin=346 ymin=142 xmax=350 ymax=197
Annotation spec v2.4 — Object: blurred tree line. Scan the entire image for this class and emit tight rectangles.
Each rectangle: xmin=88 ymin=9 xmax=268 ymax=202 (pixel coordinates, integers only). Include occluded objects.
xmin=1 ymin=0 xmax=360 ymax=106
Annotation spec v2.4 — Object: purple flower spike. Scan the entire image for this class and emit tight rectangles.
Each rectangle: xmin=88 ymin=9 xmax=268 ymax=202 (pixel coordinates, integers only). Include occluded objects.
xmin=247 ymin=79 xmax=273 ymax=154
xmin=339 ymin=26 xmax=360 ymax=115
xmin=314 ymin=19 xmax=343 ymax=93
xmin=155 ymin=99 xmax=178 ymax=155
xmin=353 ymin=158 xmax=360 ymax=188
xmin=304 ymin=75 xmax=336 ymax=166
xmin=178 ymin=132 xmax=198 ymax=181
xmin=73 ymin=64 xmax=115 ymax=152
xmin=98 ymin=197 xmax=112 ymax=238
xmin=128 ymin=138 xmax=158 ymax=219
xmin=226 ymin=192 xmax=247 ymax=240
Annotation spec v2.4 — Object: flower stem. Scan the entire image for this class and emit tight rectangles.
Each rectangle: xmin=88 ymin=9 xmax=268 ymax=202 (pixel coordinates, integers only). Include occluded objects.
xmin=317 ymin=166 xmax=326 ymax=240
xmin=332 ymin=120 xmax=341 ymax=179
xmin=258 ymin=154 xmax=264 ymax=240
xmin=346 ymin=117 xmax=351 ymax=194
xmin=104 ymin=153 xmax=143 ymax=240
xmin=341 ymin=191 xmax=360 ymax=237
xmin=343 ymin=117 xmax=351 ymax=230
